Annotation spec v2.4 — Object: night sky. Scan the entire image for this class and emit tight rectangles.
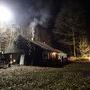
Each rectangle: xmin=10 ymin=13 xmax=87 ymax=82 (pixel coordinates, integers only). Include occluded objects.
xmin=0 ymin=0 xmax=89 ymax=33
xmin=0 ymin=0 xmax=89 ymax=26
xmin=0 ymin=0 xmax=90 ymax=49
xmin=0 ymin=0 xmax=57 ymax=26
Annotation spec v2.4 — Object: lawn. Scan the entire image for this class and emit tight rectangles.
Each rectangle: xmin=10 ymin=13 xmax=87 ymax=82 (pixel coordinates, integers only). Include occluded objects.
xmin=0 ymin=62 xmax=90 ymax=90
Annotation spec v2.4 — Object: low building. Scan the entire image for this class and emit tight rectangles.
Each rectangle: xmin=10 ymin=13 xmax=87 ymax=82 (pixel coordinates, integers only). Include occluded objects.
xmin=3 ymin=35 xmax=67 ymax=66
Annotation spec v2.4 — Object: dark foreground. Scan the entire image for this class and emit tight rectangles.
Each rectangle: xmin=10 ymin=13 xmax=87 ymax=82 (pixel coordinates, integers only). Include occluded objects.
xmin=0 ymin=62 xmax=90 ymax=90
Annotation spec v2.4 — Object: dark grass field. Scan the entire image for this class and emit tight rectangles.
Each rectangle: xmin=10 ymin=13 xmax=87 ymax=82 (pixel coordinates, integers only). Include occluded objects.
xmin=0 ymin=62 xmax=90 ymax=90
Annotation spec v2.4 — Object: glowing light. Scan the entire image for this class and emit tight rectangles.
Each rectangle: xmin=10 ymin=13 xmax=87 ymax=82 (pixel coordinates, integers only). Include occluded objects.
xmin=0 ymin=5 xmax=13 ymax=24
xmin=89 ymin=57 xmax=90 ymax=61
xmin=84 ymin=56 xmax=90 ymax=61
xmin=52 ymin=52 xmax=57 ymax=56
xmin=13 ymin=59 xmax=16 ymax=63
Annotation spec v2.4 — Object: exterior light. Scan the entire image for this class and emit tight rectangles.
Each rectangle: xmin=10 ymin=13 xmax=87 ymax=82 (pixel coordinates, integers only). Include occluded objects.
xmin=0 ymin=5 xmax=13 ymax=24
xmin=13 ymin=59 xmax=16 ymax=63
xmin=52 ymin=52 xmax=57 ymax=56
xmin=87 ymin=56 xmax=90 ymax=61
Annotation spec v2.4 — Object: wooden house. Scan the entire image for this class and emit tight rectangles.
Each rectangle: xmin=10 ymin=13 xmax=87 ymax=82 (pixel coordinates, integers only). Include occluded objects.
xmin=3 ymin=35 xmax=67 ymax=66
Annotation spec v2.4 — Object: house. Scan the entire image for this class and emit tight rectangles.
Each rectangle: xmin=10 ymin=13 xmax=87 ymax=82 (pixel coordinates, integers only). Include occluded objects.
xmin=3 ymin=35 xmax=67 ymax=66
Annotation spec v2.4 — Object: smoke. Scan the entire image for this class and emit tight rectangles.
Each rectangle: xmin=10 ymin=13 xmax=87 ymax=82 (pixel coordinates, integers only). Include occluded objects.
xmin=0 ymin=0 xmax=54 ymax=53
xmin=29 ymin=18 xmax=38 ymax=41
xmin=1 ymin=0 xmax=54 ymax=34
xmin=24 ymin=0 xmax=52 ymax=41
xmin=12 ymin=0 xmax=52 ymax=27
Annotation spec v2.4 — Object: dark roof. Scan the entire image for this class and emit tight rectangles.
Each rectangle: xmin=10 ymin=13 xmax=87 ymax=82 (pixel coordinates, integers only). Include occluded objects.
xmin=16 ymin=35 xmax=58 ymax=52
xmin=5 ymin=35 xmax=61 ymax=54
xmin=30 ymin=40 xmax=55 ymax=51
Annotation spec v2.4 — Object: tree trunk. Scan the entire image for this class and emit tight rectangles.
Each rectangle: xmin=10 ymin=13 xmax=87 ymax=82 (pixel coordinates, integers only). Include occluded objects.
xmin=72 ymin=31 xmax=76 ymax=57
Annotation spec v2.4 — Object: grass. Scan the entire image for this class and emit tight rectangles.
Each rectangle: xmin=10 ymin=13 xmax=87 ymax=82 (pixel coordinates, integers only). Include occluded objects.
xmin=0 ymin=62 xmax=90 ymax=90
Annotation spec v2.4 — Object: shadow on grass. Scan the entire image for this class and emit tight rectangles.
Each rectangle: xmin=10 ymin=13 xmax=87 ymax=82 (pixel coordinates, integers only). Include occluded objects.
xmin=32 ymin=60 xmax=72 ymax=68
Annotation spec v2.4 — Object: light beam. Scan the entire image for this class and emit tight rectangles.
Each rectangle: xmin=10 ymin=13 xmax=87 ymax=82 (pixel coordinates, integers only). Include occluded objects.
xmin=0 ymin=5 xmax=13 ymax=24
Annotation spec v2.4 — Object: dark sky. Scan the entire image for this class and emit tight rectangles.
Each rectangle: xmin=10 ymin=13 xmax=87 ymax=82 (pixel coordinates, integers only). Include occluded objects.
xmin=0 ymin=0 xmax=89 ymax=26
xmin=0 ymin=0 xmax=59 ymax=26
xmin=0 ymin=0 xmax=66 ymax=28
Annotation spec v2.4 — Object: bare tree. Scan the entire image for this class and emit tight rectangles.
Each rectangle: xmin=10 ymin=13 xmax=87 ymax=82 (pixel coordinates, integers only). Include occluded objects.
xmin=79 ymin=36 xmax=90 ymax=57
xmin=53 ymin=0 xmax=87 ymax=56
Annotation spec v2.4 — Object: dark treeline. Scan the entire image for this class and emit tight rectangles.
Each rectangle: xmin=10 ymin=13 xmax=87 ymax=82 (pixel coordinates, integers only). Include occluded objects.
xmin=51 ymin=0 xmax=90 ymax=56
